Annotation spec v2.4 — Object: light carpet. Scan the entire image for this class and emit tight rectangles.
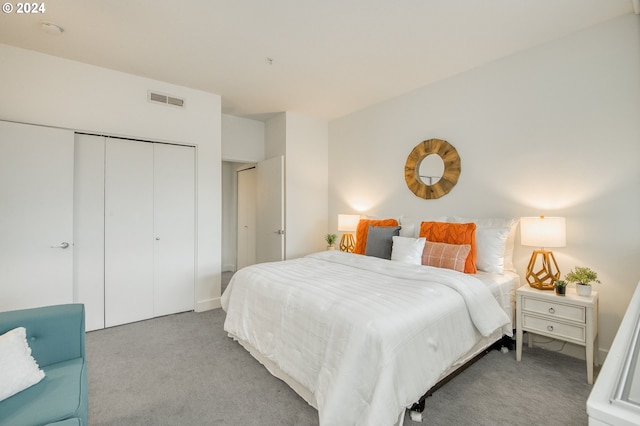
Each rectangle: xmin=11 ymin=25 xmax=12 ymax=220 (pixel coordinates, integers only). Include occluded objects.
xmin=86 ymin=309 xmax=595 ymax=425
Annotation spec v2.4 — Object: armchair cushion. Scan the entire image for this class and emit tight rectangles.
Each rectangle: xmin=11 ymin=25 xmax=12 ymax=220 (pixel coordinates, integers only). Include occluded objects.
xmin=0 ymin=358 xmax=87 ymax=426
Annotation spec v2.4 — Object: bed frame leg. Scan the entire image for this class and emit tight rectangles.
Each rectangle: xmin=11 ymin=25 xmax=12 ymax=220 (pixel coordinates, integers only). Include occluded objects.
xmin=409 ymin=409 xmax=424 ymax=422
xmin=499 ymin=334 xmax=515 ymax=351
xmin=409 ymin=399 xmax=425 ymax=422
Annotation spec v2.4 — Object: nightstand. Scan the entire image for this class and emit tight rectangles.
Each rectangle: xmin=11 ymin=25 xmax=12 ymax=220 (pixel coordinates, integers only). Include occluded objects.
xmin=516 ymin=285 xmax=599 ymax=384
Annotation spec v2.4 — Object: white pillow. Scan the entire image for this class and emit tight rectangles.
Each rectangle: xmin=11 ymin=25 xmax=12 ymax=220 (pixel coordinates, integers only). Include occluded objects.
xmin=0 ymin=327 xmax=45 ymax=402
xmin=399 ymin=223 xmax=416 ymax=238
xmin=502 ymin=219 xmax=519 ymax=272
xmin=476 ymin=227 xmax=510 ymax=273
xmin=398 ymin=216 xmax=447 ymax=238
xmin=391 ymin=236 xmax=426 ymax=265
xmin=450 ymin=216 xmax=519 ymax=273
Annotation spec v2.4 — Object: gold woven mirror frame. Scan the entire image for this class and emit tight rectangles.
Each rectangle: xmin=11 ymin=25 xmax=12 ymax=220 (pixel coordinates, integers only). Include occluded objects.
xmin=404 ymin=139 xmax=461 ymax=199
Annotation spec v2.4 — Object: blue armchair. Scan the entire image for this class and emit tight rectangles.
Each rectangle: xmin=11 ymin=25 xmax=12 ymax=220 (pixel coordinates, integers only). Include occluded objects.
xmin=0 ymin=304 xmax=88 ymax=426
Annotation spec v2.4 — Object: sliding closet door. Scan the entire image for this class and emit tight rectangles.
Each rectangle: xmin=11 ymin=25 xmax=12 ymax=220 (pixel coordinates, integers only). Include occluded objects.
xmin=153 ymin=143 xmax=195 ymax=316
xmin=73 ymin=134 xmax=106 ymax=331
xmin=0 ymin=121 xmax=74 ymax=311
xmin=104 ymin=139 xmax=155 ymax=327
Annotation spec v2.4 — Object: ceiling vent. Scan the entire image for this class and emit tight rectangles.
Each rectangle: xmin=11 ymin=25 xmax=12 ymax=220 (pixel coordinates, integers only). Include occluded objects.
xmin=148 ymin=91 xmax=185 ymax=108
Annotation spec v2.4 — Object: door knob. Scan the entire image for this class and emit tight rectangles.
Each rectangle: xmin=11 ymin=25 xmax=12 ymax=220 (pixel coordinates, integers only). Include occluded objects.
xmin=51 ymin=242 xmax=70 ymax=249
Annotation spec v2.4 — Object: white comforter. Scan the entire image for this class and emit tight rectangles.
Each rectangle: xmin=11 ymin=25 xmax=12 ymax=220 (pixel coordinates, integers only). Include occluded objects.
xmin=221 ymin=251 xmax=510 ymax=426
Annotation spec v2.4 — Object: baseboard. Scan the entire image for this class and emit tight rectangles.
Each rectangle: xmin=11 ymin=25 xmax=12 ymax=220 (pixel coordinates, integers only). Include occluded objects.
xmin=528 ymin=334 xmax=608 ymax=366
xmin=222 ymin=264 xmax=236 ymax=273
xmin=196 ymin=297 xmax=221 ymax=312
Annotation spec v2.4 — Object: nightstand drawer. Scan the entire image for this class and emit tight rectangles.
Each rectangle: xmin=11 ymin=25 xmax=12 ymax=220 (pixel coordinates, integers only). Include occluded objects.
xmin=523 ymin=314 xmax=586 ymax=343
xmin=522 ymin=297 xmax=585 ymax=323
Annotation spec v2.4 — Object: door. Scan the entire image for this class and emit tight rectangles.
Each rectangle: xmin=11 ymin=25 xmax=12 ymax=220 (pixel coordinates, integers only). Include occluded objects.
xmin=104 ymin=139 xmax=155 ymax=327
xmin=0 ymin=121 xmax=74 ymax=311
xmin=236 ymin=166 xmax=257 ymax=270
xmin=74 ymin=134 xmax=106 ymax=331
xmin=153 ymin=143 xmax=195 ymax=317
xmin=256 ymin=156 xmax=285 ymax=263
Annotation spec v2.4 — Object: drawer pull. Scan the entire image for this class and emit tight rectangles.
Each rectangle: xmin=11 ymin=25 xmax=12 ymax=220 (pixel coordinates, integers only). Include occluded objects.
xmin=548 ymin=308 xmax=555 ymax=314
xmin=547 ymin=325 xmax=554 ymax=332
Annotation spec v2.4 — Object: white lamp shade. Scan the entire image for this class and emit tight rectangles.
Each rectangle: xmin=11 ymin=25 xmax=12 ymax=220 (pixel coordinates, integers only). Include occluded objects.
xmin=520 ymin=216 xmax=566 ymax=248
xmin=338 ymin=214 xmax=360 ymax=232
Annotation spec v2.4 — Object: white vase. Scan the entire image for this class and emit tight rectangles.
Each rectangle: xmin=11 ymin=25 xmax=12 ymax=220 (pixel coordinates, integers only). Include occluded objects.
xmin=576 ymin=283 xmax=592 ymax=296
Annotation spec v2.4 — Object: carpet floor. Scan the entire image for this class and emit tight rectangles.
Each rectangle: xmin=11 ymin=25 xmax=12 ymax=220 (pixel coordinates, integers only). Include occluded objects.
xmin=86 ymin=309 xmax=595 ymax=425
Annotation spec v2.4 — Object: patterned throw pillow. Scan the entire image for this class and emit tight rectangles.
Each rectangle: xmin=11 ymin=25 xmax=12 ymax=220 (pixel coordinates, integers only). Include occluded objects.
xmin=419 ymin=221 xmax=477 ymax=273
xmin=421 ymin=241 xmax=471 ymax=272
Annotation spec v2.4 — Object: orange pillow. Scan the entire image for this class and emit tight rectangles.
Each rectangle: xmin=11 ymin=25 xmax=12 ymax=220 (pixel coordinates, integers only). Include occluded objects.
xmin=419 ymin=221 xmax=477 ymax=273
xmin=353 ymin=218 xmax=399 ymax=254
xmin=422 ymin=241 xmax=471 ymax=272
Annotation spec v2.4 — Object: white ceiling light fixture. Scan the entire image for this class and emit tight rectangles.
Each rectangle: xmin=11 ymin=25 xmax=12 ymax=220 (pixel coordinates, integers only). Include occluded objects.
xmin=40 ymin=22 xmax=64 ymax=35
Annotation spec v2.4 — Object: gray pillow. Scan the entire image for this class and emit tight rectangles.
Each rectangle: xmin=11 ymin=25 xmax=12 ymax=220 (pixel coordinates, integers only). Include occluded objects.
xmin=365 ymin=225 xmax=401 ymax=259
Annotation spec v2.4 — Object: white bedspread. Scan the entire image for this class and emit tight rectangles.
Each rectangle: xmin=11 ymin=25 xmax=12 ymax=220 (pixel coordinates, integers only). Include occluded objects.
xmin=222 ymin=251 xmax=510 ymax=426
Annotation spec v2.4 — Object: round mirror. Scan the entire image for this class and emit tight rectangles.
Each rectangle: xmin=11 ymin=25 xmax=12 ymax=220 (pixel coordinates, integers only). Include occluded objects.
xmin=418 ymin=154 xmax=445 ymax=185
xmin=404 ymin=139 xmax=461 ymax=199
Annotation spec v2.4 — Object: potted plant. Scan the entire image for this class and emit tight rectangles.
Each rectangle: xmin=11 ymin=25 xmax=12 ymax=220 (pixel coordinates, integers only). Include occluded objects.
xmin=553 ymin=279 xmax=567 ymax=296
xmin=564 ymin=266 xmax=600 ymax=296
xmin=325 ymin=233 xmax=337 ymax=250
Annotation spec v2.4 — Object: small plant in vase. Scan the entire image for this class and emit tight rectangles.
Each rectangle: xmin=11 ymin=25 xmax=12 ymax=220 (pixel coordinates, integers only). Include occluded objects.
xmin=553 ymin=279 xmax=567 ymax=296
xmin=325 ymin=233 xmax=337 ymax=250
xmin=564 ymin=266 xmax=600 ymax=296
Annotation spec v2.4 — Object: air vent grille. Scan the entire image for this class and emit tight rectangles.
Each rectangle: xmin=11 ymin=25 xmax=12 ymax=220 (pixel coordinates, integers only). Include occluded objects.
xmin=148 ymin=91 xmax=185 ymax=108
xmin=167 ymin=96 xmax=184 ymax=107
xmin=150 ymin=92 xmax=167 ymax=103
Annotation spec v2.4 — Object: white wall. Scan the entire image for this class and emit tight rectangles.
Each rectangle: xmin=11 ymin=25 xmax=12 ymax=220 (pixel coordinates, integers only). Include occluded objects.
xmin=328 ymin=14 xmax=640 ymax=357
xmin=265 ymin=113 xmax=287 ymax=158
xmin=222 ymin=114 xmax=265 ymax=162
xmin=0 ymin=43 xmax=223 ymax=312
xmin=285 ymin=112 xmax=329 ymax=258
xmin=265 ymin=112 xmax=329 ymax=258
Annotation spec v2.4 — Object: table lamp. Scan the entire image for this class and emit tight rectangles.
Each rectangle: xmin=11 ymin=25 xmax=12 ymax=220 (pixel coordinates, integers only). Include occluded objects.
xmin=520 ymin=216 xmax=566 ymax=290
xmin=338 ymin=214 xmax=360 ymax=253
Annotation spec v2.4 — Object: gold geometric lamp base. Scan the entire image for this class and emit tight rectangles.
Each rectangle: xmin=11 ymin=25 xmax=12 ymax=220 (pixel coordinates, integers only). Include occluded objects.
xmin=525 ymin=249 xmax=560 ymax=290
xmin=337 ymin=214 xmax=360 ymax=253
xmin=340 ymin=233 xmax=355 ymax=253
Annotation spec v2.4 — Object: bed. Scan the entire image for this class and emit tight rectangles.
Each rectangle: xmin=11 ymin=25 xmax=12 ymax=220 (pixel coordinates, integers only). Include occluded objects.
xmin=221 ymin=218 xmax=519 ymax=426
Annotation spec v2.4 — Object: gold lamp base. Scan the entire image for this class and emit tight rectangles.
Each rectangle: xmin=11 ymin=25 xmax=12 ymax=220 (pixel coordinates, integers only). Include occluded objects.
xmin=340 ymin=233 xmax=355 ymax=253
xmin=526 ymin=249 xmax=560 ymax=290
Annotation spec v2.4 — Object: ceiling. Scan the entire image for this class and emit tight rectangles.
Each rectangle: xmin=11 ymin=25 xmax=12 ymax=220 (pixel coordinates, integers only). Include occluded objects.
xmin=0 ymin=0 xmax=635 ymax=121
